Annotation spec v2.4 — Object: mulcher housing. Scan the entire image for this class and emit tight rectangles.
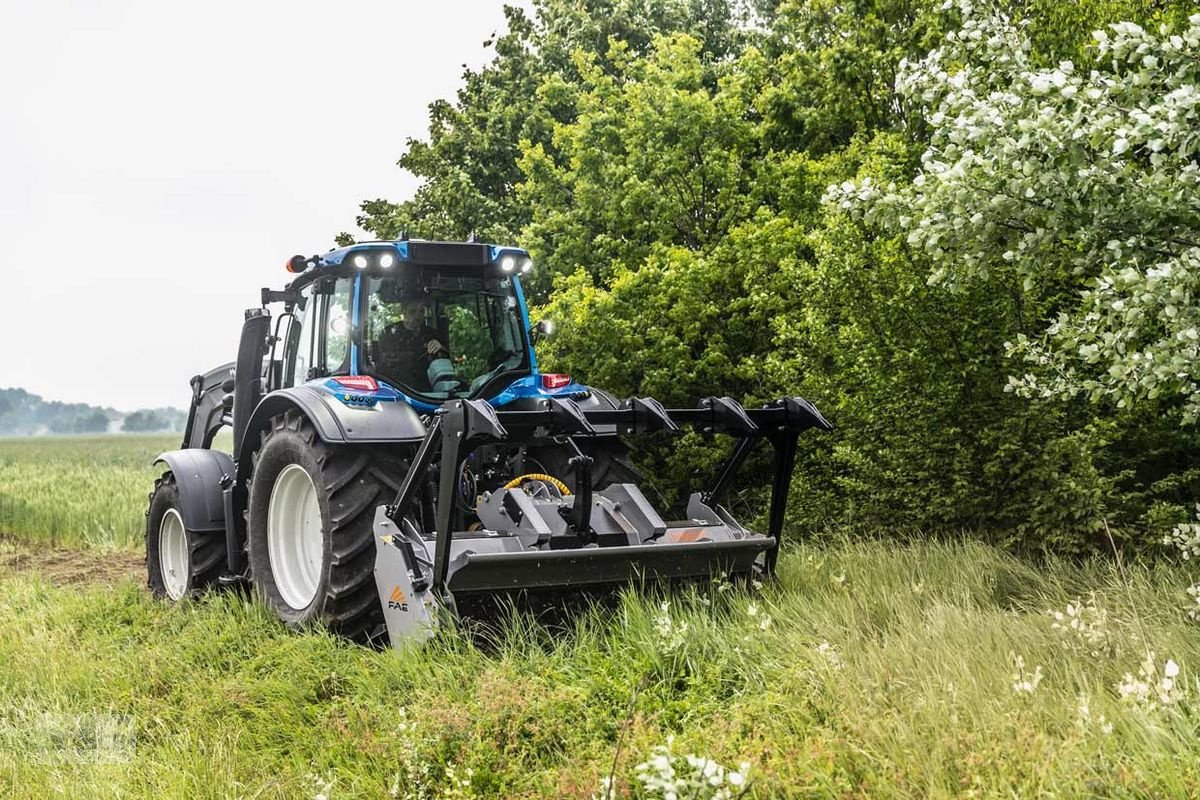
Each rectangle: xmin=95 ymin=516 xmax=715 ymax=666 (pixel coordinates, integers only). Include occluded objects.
xmin=148 ymin=239 xmax=830 ymax=648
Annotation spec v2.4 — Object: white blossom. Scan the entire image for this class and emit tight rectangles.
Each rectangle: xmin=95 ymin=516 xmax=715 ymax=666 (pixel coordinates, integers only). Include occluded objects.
xmin=826 ymin=2 xmax=1200 ymax=421
xmin=628 ymin=738 xmax=752 ymax=800
xmin=1117 ymin=652 xmax=1186 ymax=712
xmin=1010 ymin=652 xmax=1044 ymax=694
xmin=1048 ymin=593 xmax=1112 ymax=657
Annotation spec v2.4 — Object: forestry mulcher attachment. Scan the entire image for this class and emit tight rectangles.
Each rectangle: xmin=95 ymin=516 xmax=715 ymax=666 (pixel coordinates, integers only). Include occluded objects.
xmin=146 ymin=240 xmax=829 ymax=648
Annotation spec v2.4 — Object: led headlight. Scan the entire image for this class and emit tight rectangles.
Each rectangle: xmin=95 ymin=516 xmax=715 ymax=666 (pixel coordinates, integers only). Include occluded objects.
xmin=378 ymin=253 xmax=395 ymax=269
xmin=500 ymin=255 xmax=516 ymax=273
xmin=353 ymin=254 xmax=369 ymax=269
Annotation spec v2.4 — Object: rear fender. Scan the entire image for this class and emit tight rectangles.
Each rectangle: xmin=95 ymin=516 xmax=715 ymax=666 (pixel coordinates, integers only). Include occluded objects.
xmin=153 ymin=449 xmax=234 ymax=533
xmin=234 ymin=385 xmax=428 ymax=486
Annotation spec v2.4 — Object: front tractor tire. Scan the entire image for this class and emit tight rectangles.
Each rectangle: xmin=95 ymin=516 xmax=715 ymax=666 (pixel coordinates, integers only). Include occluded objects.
xmin=246 ymin=412 xmax=396 ymax=641
xmin=145 ymin=473 xmax=225 ymax=600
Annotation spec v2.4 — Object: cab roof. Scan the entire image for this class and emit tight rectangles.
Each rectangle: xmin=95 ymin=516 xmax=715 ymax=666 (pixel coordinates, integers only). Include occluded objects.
xmin=318 ymin=239 xmax=529 ymax=269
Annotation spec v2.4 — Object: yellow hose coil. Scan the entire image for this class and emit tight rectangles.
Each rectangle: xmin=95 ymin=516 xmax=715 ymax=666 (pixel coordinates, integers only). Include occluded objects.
xmin=502 ymin=473 xmax=572 ymax=495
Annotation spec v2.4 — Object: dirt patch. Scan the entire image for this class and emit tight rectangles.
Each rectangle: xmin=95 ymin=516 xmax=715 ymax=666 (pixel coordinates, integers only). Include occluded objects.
xmin=0 ymin=533 xmax=143 ymax=587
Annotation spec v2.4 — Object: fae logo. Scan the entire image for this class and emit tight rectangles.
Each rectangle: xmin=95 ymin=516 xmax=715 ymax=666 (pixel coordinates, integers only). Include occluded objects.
xmin=388 ymin=586 xmax=409 ymax=612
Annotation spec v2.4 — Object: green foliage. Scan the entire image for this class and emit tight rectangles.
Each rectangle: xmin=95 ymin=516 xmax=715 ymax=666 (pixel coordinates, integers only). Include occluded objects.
xmin=351 ymin=0 xmax=1200 ymax=552
xmin=352 ymin=0 xmax=751 ymax=248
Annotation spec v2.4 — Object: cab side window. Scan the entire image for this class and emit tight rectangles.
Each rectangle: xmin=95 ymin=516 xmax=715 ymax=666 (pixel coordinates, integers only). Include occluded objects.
xmin=283 ymin=277 xmax=355 ymax=387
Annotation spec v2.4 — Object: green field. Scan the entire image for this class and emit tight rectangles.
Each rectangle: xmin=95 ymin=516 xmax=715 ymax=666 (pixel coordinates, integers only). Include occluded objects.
xmin=3 ymin=436 xmax=1200 ymax=797
xmin=0 ymin=434 xmax=180 ymax=549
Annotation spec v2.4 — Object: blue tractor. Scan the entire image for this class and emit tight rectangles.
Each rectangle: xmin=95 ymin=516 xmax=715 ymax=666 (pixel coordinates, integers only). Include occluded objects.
xmin=146 ymin=239 xmax=830 ymax=647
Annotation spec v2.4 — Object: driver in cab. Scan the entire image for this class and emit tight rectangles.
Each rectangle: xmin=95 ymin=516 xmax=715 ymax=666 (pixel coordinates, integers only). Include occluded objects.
xmin=376 ymin=297 xmax=447 ymax=390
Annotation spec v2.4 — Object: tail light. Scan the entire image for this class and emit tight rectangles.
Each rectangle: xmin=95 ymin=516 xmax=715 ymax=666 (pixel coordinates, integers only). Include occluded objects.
xmin=541 ymin=373 xmax=572 ymax=389
xmin=332 ymin=375 xmax=379 ymax=392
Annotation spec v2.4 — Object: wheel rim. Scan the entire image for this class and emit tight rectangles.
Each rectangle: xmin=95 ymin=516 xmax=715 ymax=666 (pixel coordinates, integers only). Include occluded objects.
xmin=267 ymin=463 xmax=324 ymax=610
xmin=158 ymin=508 xmax=189 ymax=600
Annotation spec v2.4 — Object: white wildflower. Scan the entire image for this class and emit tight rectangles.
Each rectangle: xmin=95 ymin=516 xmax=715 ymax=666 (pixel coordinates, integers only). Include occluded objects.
xmin=1048 ymin=593 xmax=1111 ymax=656
xmin=1075 ymin=694 xmax=1113 ymax=735
xmin=815 ymin=641 xmax=845 ymax=670
xmin=632 ymin=738 xmax=751 ymax=800
xmin=1010 ymin=652 xmax=1044 ymax=694
xmin=1186 ymin=584 xmax=1200 ymax=621
xmin=1165 ymin=511 xmax=1200 ymax=559
xmin=654 ymin=602 xmax=688 ymax=653
xmin=1117 ymin=652 xmax=1185 ymax=712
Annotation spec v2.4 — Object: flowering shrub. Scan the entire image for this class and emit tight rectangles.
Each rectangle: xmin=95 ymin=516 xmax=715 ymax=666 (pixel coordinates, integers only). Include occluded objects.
xmin=1164 ymin=508 xmax=1200 ymax=559
xmin=827 ymin=2 xmax=1200 ymax=420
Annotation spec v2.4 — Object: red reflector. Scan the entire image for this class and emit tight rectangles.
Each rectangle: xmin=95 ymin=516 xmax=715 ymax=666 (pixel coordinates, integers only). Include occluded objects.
xmin=332 ymin=375 xmax=378 ymax=392
xmin=541 ymin=373 xmax=572 ymax=389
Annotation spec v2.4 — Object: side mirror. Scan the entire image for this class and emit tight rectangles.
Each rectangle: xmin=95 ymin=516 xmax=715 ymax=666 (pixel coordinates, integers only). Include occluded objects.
xmin=529 ymin=319 xmax=554 ymax=342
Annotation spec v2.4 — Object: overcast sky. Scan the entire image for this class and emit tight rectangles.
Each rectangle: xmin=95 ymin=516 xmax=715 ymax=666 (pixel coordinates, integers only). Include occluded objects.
xmin=0 ymin=0 xmax=523 ymax=410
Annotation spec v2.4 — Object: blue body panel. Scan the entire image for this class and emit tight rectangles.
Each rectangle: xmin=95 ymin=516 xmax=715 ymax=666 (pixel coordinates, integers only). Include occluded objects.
xmin=317 ymin=373 xmax=590 ymax=412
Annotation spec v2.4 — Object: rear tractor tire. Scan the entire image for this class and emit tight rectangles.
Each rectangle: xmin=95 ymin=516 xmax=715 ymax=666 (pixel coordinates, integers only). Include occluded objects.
xmin=245 ymin=412 xmax=402 ymax=641
xmin=145 ymin=473 xmax=225 ymax=600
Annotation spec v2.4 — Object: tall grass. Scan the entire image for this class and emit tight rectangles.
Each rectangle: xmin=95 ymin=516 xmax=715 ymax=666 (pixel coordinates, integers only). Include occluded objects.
xmin=0 ymin=434 xmax=180 ymax=548
xmin=2 ymin=537 xmax=1199 ymax=798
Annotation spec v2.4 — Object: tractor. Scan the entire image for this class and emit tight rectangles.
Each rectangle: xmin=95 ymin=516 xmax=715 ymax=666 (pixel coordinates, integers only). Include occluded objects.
xmin=146 ymin=239 xmax=830 ymax=648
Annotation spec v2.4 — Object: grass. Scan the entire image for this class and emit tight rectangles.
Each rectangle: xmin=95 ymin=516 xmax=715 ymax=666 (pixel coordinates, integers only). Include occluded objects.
xmin=0 ymin=434 xmax=179 ymax=549
xmin=3 ymin=537 xmax=1200 ymax=798
xmin=3 ymin=436 xmax=1200 ymax=797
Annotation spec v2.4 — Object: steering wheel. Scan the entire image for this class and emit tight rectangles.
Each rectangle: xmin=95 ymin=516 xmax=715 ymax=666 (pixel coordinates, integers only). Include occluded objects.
xmin=487 ymin=347 xmax=517 ymax=370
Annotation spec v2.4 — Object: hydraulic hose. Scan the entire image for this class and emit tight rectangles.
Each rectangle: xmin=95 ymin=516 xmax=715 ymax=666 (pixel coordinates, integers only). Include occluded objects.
xmin=502 ymin=473 xmax=572 ymax=496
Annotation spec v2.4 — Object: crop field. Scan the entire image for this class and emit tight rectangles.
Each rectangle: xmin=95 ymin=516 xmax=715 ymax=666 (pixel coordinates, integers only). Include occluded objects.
xmin=0 ymin=434 xmax=180 ymax=549
xmin=3 ymin=436 xmax=1200 ymax=798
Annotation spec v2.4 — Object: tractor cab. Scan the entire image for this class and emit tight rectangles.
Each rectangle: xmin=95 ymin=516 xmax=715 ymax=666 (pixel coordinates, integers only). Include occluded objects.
xmin=271 ymin=240 xmax=572 ymax=412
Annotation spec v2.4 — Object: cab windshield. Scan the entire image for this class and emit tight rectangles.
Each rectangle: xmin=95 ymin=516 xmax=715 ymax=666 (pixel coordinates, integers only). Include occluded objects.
xmin=362 ymin=273 xmax=529 ymax=400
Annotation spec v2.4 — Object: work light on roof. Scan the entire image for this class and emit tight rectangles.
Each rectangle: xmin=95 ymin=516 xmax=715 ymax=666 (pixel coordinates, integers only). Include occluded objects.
xmin=499 ymin=255 xmax=517 ymax=273
xmin=353 ymin=254 xmax=369 ymax=269
xmin=379 ymin=253 xmax=395 ymax=269
xmin=519 ymin=257 xmax=533 ymax=274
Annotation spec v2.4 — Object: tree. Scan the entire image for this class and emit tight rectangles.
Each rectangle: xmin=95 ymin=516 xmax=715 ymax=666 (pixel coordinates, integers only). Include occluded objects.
xmin=349 ymin=0 xmax=751 ymax=251
xmin=122 ymin=410 xmax=164 ymax=433
xmin=828 ymin=5 xmax=1200 ymax=421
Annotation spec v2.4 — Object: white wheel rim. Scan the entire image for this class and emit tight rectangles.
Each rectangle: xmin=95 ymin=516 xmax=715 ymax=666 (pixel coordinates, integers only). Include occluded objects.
xmin=267 ymin=463 xmax=325 ymax=610
xmin=159 ymin=508 xmax=189 ymax=600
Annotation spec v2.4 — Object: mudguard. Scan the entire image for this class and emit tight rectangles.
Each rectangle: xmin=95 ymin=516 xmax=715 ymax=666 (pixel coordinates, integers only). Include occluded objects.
xmin=153 ymin=449 xmax=234 ymax=533
xmin=236 ymin=385 xmax=428 ymax=456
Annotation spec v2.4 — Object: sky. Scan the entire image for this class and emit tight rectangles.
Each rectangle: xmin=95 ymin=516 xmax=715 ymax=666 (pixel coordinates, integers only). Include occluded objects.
xmin=0 ymin=0 xmax=524 ymax=410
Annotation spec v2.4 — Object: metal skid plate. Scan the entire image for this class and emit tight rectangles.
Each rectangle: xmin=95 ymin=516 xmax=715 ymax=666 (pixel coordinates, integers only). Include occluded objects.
xmin=372 ymin=509 xmax=440 ymax=648
xmin=444 ymin=536 xmax=773 ymax=595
